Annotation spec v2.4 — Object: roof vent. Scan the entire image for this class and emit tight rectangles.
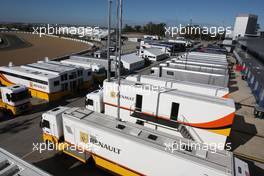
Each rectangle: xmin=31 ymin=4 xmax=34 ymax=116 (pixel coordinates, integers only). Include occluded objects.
xmin=8 ymin=62 xmax=14 ymax=67
xmin=44 ymin=57 xmax=49 ymax=62
xmin=116 ymin=124 xmax=126 ymax=130
xmin=148 ymin=134 xmax=158 ymax=141
xmin=196 ymin=149 xmax=207 ymax=159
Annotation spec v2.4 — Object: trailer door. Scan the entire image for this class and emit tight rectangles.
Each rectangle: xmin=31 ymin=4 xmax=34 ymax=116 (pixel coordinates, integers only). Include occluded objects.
xmin=170 ymin=102 xmax=179 ymax=121
xmin=135 ymin=94 xmax=143 ymax=112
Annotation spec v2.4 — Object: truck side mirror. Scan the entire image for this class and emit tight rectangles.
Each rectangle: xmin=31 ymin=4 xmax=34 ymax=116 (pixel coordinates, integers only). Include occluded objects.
xmin=39 ymin=121 xmax=43 ymax=128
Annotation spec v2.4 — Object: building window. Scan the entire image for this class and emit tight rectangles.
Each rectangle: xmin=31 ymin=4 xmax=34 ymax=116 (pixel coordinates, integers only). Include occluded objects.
xmin=61 ymin=74 xmax=68 ymax=81
xmin=69 ymin=72 xmax=77 ymax=80
xmin=170 ymin=102 xmax=179 ymax=121
xmin=78 ymin=70 xmax=83 ymax=77
xmin=62 ymin=83 xmax=68 ymax=91
xmin=54 ymin=81 xmax=60 ymax=87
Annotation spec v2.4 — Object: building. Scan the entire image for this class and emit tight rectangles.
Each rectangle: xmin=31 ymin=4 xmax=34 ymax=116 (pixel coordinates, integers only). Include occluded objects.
xmin=140 ymin=40 xmax=185 ymax=56
xmin=0 ymin=61 xmax=92 ymax=101
xmin=233 ymin=14 xmax=258 ymax=40
xmin=234 ymin=38 xmax=264 ymax=108
xmin=120 ymin=53 xmax=145 ymax=71
xmin=168 ymin=39 xmax=193 ymax=47
xmin=94 ymin=49 xmax=107 ymax=58
xmin=61 ymin=57 xmax=106 ymax=83
xmin=143 ymin=35 xmax=159 ymax=40
xmin=70 ymin=55 xmax=124 ymax=74
xmin=140 ymin=48 xmax=168 ymax=61
xmin=128 ymin=37 xmax=141 ymax=42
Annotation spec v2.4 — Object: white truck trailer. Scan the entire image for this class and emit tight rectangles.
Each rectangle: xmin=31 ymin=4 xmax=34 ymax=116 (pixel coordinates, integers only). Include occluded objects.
xmin=41 ymin=106 xmax=250 ymax=176
xmin=177 ymin=54 xmax=228 ymax=64
xmin=151 ymin=66 xmax=229 ymax=87
xmin=126 ymin=75 xmax=230 ymax=98
xmin=168 ymin=59 xmax=228 ymax=69
xmin=188 ymin=51 xmax=227 ymax=59
xmin=86 ymin=79 xmax=235 ymax=147
xmin=160 ymin=62 xmax=229 ymax=75
xmin=0 ymin=85 xmax=31 ymax=116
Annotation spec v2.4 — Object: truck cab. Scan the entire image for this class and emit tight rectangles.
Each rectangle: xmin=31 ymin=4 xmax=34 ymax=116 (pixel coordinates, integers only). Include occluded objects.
xmin=90 ymin=64 xmax=106 ymax=83
xmin=40 ymin=106 xmax=70 ymax=144
xmin=85 ymin=89 xmax=104 ymax=113
xmin=0 ymin=85 xmax=31 ymax=115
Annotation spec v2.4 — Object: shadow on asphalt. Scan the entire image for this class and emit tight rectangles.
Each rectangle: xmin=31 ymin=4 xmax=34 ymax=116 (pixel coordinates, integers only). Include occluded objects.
xmin=227 ymin=115 xmax=257 ymax=151
xmin=0 ymin=118 xmax=33 ymax=134
xmin=33 ymin=152 xmax=113 ymax=176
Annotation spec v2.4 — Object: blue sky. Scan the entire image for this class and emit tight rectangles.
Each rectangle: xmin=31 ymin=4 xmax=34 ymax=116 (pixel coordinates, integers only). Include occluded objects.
xmin=1 ymin=0 xmax=264 ymax=28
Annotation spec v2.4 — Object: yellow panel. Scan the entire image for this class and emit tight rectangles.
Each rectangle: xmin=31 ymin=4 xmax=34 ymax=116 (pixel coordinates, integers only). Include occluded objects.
xmin=0 ymin=76 xmax=13 ymax=86
xmin=93 ymin=155 xmax=140 ymax=176
xmin=0 ymin=101 xmax=29 ymax=116
xmin=207 ymin=128 xmax=231 ymax=136
xmin=43 ymin=133 xmax=58 ymax=144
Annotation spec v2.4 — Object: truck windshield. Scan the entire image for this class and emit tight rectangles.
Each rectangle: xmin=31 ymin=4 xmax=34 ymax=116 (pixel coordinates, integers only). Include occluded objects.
xmin=97 ymin=68 xmax=106 ymax=74
xmin=10 ymin=90 xmax=30 ymax=102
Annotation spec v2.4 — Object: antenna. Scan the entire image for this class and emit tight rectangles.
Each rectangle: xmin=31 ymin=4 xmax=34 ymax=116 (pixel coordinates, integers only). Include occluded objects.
xmin=107 ymin=0 xmax=112 ymax=82
xmin=117 ymin=0 xmax=123 ymax=121
xmin=115 ymin=0 xmax=119 ymax=79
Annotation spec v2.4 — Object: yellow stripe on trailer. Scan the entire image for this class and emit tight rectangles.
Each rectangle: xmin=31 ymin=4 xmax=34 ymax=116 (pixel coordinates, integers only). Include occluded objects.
xmin=93 ymin=155 xmax=140 ymax=176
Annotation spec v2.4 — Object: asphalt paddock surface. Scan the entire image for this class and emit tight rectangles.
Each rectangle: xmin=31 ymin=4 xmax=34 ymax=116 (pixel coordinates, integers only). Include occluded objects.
xmin=0 ymin=88 xmax=112 ymax=176
xmin=0 ymin=32 xmax=91 ymax=66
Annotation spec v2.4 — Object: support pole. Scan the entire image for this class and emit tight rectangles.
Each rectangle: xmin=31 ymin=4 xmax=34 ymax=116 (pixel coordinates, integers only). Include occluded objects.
xmin=107 ymin=0 xmax=112 ymax=82
xmin=117 ymin=0 xmax=123 ymax=121
xmin=115 ymin=0 xmax=119 ymax=79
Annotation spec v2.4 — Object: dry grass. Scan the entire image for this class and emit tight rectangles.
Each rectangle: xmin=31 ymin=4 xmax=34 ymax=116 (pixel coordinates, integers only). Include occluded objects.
xmin=0 ymin=32 xmax=91 ymax=66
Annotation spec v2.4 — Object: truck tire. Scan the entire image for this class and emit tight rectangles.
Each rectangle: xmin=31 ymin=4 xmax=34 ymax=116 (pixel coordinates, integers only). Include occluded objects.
xmin=46 ymin=140 xmax=54 ymax=150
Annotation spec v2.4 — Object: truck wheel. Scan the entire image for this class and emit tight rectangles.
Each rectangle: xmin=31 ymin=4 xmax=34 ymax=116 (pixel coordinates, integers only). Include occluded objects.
xmin=46 ymin=140 xmax=54 ymax=150
xmin=86 ymin=156 xmax=96 ymax=169
xmin=5 ymin=109 xmax=14 ymax=118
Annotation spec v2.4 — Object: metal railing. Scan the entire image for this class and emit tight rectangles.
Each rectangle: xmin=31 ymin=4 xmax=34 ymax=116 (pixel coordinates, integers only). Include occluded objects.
xmin=181 ymin=115 xmax=204 ymax=143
